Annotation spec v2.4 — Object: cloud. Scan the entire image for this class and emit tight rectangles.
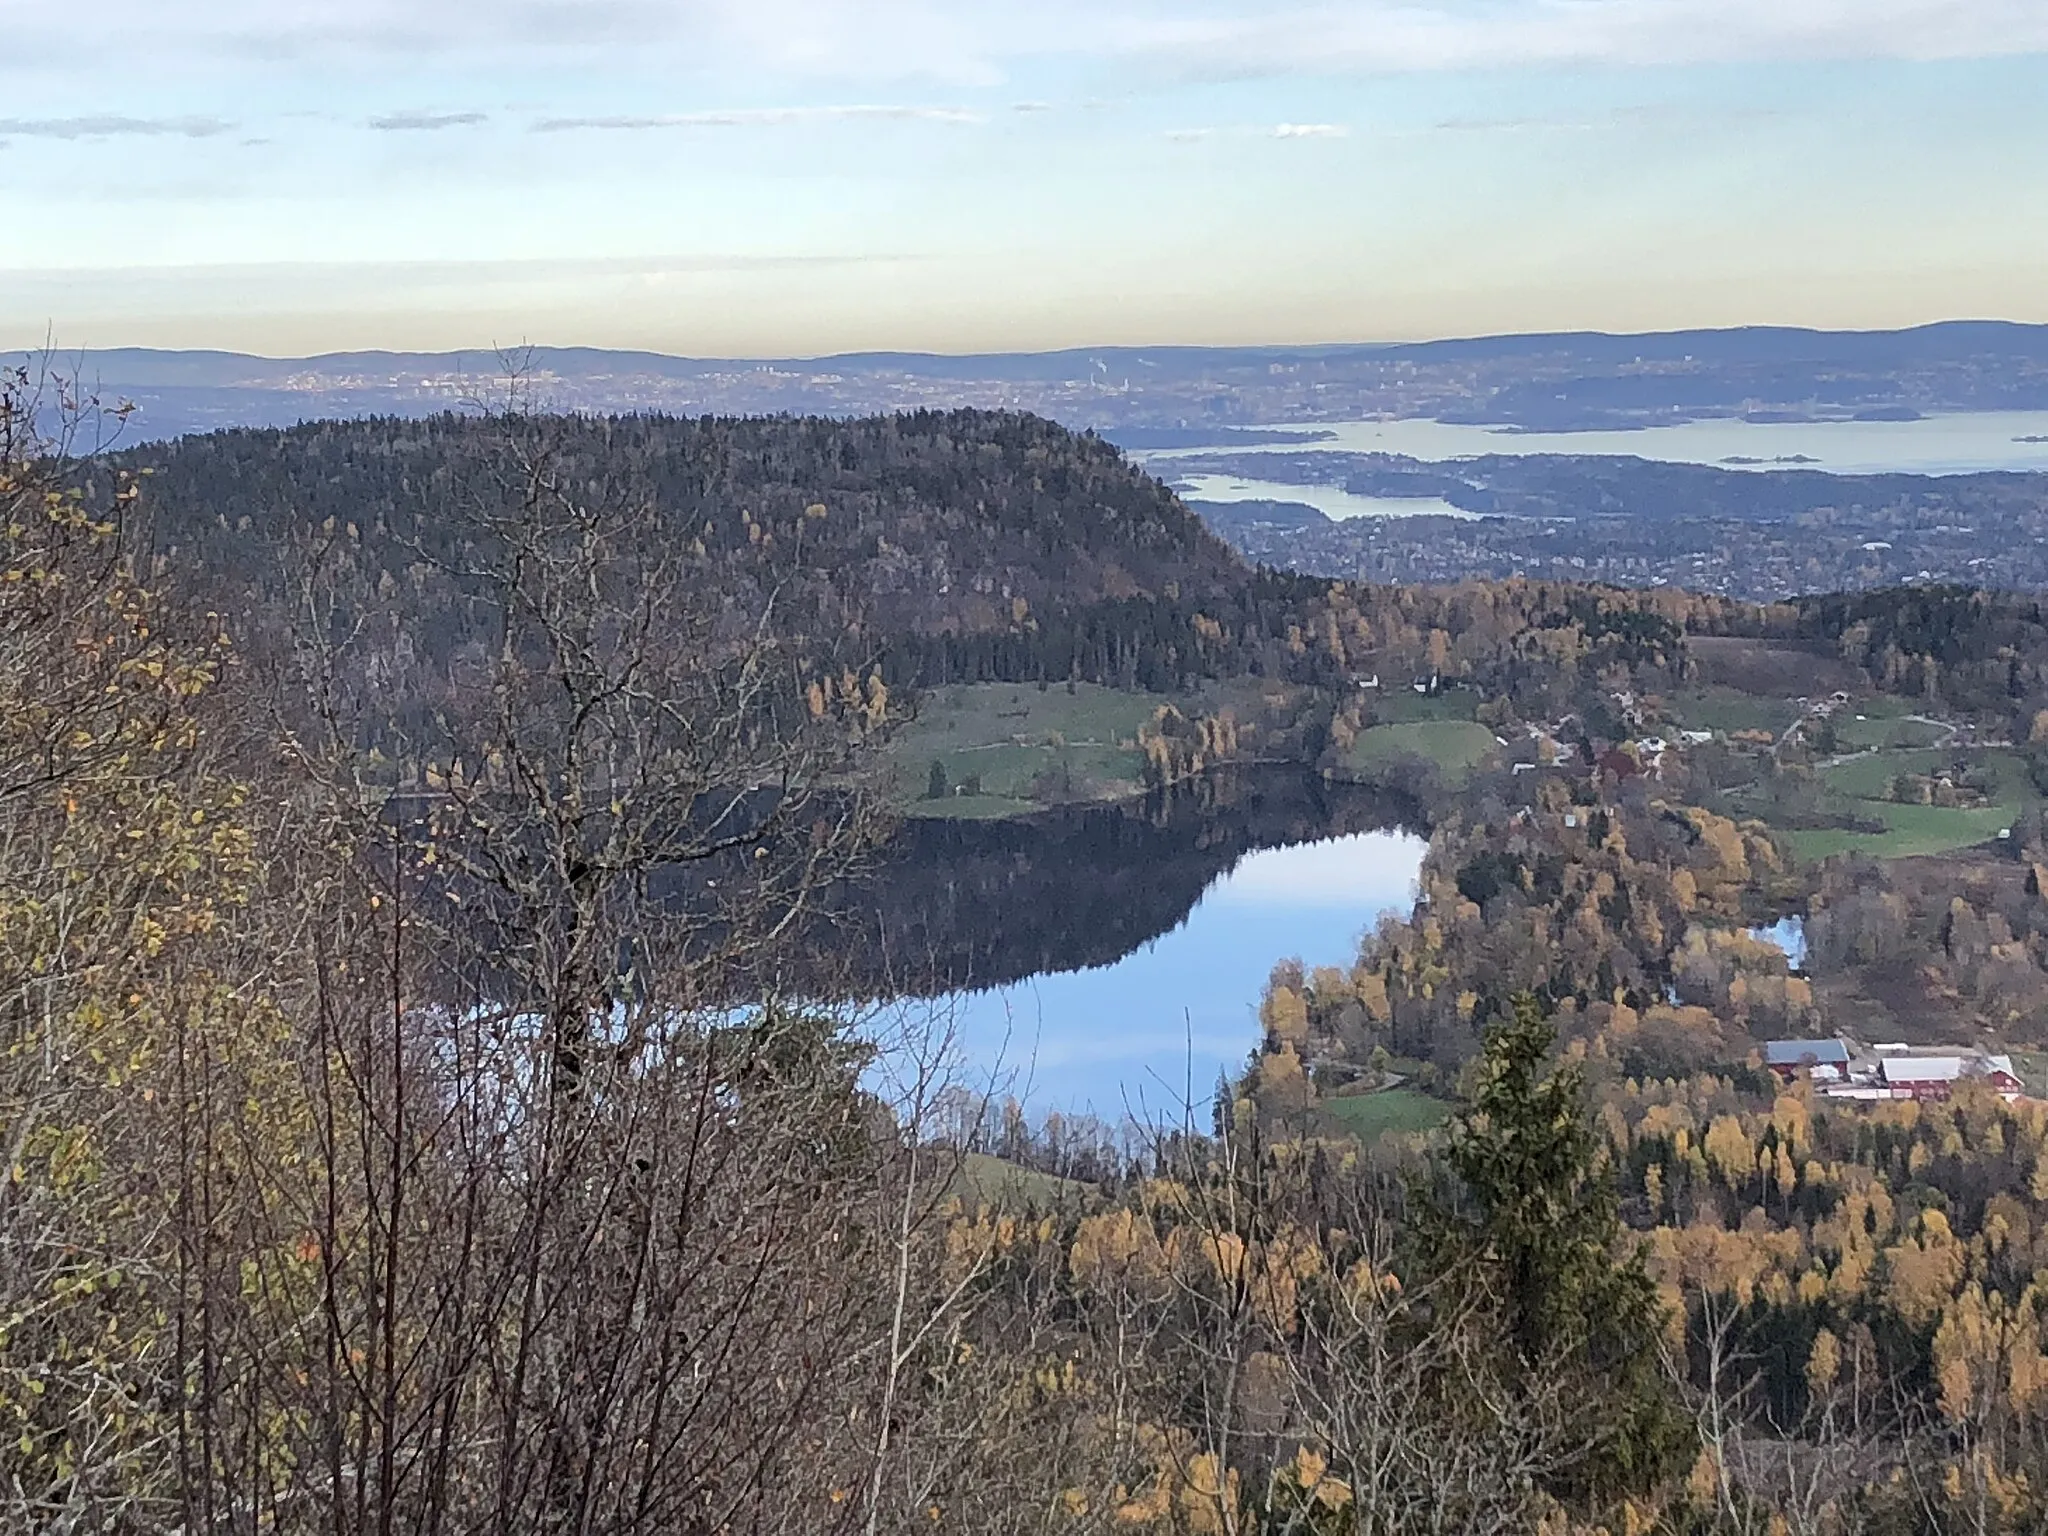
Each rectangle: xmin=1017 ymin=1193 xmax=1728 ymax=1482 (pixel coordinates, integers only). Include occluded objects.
xmin=369 ymin=110 xmax=490 ymax=130
xmin=0 ymin=251 xmax=926 ymax=289
xmin=7 ymin=0 xmax=2048 ymax=95
xmin=1164 ymin=122 xmax=1348 ymax=142
xmin=0 ymin=115 xmax=233 ymax=140
xmin=534 ymin=104 xmax=984 ymax=130
xmin=1432 ymin=114 xmax=1584 ymax=133
xmin=1098 ymin=0 xmax=2048 ymax=77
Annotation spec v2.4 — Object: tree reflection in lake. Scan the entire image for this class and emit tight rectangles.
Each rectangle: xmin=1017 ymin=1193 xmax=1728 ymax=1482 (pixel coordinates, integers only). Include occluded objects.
xmin=825 ymin=769 xmax=1427 ymax=1119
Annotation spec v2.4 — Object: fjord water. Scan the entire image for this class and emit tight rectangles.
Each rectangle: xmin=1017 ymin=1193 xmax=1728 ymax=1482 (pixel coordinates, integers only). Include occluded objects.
xmin=1168 ymin=472 xmax=1478 ymax=522
xmin=1138 ymin=410 xmax=2048 ymax=478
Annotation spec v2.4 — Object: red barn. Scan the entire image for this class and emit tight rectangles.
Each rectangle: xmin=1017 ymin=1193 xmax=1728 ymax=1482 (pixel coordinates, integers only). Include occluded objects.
xmin=1880 ymin=1054 xmax=2024 ymax=1102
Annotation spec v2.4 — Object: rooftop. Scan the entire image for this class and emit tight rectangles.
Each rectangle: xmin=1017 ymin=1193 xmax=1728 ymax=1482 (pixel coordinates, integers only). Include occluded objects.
xmin=1880 ymin=1054 xmax=2020 ymax=1084
xmin=1765 ymin=1039 xmax=1850 ymax=1067
xmin=1882 ymin=1056 xmax=1970 ymax=1083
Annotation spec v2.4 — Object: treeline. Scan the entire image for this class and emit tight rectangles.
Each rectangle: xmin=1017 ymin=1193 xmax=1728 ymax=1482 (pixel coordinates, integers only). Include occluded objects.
xmin=1593 ymin=1047 xmax=2048 ymax=1530
xmin=126 ymin=404 xmax=2048 ymax=750
xmin=1246 ymin=776 xmax=1797 ymax=1096
xmin=1788 ymin=586 xmax=2048 ymax=714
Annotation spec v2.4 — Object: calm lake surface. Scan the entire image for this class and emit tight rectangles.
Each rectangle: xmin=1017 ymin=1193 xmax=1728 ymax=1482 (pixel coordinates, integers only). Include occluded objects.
xmin=865 ymin=797 xmax=1426 ymax=1119
xmin=1136 ymin=410 xmax=2048 ymax=478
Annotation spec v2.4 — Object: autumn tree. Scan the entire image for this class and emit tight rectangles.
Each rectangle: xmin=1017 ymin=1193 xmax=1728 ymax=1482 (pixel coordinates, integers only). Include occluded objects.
xmin=0 ymin=364 xmax=281 ymax=1529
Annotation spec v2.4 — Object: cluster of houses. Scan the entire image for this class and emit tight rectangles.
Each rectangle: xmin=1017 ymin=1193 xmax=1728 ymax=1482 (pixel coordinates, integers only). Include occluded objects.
xmin=1765 ymin=1037 xmax=2026 ymax=1103
xmin=1506 ymin=689 xmax=1741 ymax=783
xmin=1509 ymin=718 xmax=1684 ymax=781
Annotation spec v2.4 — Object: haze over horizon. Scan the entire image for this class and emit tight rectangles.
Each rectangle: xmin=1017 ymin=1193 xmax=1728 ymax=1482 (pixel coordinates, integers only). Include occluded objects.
xmin=23 ymin=317 xmax=2048 ymax=370
xmin=5 ymin=0 xmax=2046 ymax=356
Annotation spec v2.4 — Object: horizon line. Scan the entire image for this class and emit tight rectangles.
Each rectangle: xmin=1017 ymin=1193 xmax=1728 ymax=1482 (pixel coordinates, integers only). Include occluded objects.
xmin=11 ymin=315 xmax=2048 ymax=369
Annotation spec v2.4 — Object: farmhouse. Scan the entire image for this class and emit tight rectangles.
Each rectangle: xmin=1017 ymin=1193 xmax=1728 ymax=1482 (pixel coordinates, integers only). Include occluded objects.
xmin=1764 ymin=1038 xmax=1850 ymax=1082
xmin=1762 ymin=1037 xmax=2026 ymax=1102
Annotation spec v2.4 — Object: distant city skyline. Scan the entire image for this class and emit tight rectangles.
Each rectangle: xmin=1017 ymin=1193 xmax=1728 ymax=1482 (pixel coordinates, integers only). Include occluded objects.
xmin=5 ymin=0 xmax=2046 ymax=356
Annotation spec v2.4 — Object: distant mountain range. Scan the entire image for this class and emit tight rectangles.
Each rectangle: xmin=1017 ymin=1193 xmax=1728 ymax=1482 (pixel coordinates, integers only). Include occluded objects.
xmin=19 ymin=321 xmax=2048 ymax=444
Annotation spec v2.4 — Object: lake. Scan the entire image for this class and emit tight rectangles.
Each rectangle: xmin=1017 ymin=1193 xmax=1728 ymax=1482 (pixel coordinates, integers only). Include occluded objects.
xmin=1134 ymin=410 xmax=2048 ymax=478
xmin=846 ymin=770 xmax=1426 ymax=1121
xmin=926 ymin=830 xmax=1424 ymax=1120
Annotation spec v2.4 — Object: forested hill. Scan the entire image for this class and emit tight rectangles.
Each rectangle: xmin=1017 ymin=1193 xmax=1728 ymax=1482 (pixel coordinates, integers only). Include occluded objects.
xmin=129 ymin=405 xmax=2048 ymax=744
xmin=119 ymin=409 xmax=1284 ymax=691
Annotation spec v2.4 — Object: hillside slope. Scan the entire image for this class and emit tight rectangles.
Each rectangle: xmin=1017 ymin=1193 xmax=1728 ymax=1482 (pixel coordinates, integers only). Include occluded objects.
xmin=121 ymin=409 xmax=1270 ymax=693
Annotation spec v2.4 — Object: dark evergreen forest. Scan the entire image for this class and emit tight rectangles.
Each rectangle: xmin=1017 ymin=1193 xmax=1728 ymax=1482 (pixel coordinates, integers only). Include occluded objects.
xmin=113 ymin=408 xmax=1332 ymax=696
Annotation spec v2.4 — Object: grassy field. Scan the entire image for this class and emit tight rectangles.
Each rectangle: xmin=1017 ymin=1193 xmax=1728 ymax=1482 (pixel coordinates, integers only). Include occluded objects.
xmin=1786 ymin=804 xmax=2021 ymax=863
xmin=1685 ymin=636 xmax=1866 ymax=695
xmin=1781 ymin=747 xmax=2035 ymax=862
xmin=951 ymin=1152 xmax=1094 ymax=1209
xmin=1320 ymin=1087 xmax=1450 ymax=1140
xmin=905 ymin=794 xmax=1047 ymax=821
xmin=1831 ymin=698 xmax=1950 ymax=751
xmin=1666 ymin=686 xmax=1801 ymax=737
xmin=1832 ymin=717 xmax=1950 ymax=751
xmin=1820 ymin=748 xmax=1946 ymax=799
xmin=887 ymin=679 xmax=1300 ymax=818
xmin=1661 ymin=668 xmax=2026 ymax=863
xmin=1367 ymin=687 xmax=1478 ymax=725
xmin=887 ymin=682 xmax=1162 ymax=815
xmin=1347 ymin=720 xmax=1498 ymax=780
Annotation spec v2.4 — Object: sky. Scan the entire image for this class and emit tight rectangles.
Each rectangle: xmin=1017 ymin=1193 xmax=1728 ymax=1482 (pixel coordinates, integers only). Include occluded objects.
xmin=3 ymin=0 xmax=2046 ymax=356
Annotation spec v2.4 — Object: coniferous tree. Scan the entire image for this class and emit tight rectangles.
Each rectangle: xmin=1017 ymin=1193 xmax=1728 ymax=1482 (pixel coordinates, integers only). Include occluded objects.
xmin=1413 ymin=991 xmax=1693 ymax=1510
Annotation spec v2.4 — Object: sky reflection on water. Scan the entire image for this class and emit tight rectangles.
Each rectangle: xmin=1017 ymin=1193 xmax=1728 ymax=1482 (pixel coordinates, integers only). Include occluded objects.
xmin=893 ymin=830 xmax=1426 ymax=1123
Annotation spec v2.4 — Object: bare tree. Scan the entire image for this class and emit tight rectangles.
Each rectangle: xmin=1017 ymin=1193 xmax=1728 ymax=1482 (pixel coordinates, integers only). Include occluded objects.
xmin=0 ymin=362 xmax=252 ymax=1532
xmin=147 ymin=401 xmax=995 ymax=1535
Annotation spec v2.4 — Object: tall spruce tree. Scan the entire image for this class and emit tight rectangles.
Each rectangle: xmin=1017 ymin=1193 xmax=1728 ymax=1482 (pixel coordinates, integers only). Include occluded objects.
xmin=1414 ymin=991 xmax=1692 ymax=1508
